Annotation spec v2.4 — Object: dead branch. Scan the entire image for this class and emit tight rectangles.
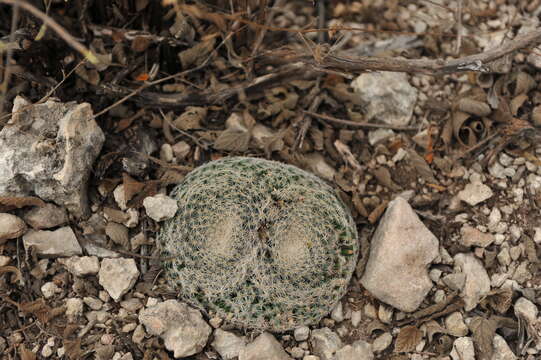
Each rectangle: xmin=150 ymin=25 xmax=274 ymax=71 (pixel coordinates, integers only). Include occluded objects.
xmin=304 ymin=110 xmax=419 ymax=131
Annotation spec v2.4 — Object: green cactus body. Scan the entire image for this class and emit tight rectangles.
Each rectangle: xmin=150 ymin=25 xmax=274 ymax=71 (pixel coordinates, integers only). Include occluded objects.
xmin=158 ymin=157 xmax=359 ymax=332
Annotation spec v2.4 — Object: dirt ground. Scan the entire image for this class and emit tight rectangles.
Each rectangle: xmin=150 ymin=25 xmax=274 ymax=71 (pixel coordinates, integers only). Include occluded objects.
xmin=1 ymin=0 xmax=541 ymax=359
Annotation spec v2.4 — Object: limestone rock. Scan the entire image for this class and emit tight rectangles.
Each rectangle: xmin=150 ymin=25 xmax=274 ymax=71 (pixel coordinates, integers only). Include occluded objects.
xmin=492 ymin=334 xmax=516 ymax=360
xmin=454 ymin=253 xmax=491 ymax=311
xmin=23 ymin=203 xmax=67 ymax=229
xmin=0 ymin=96 xmax=105 ymax=218
xmin=294 ymin=326 xmax=310 ymax=342
xmin=372 ymin=332 xmax=392 ymax=353
xmin=334 ymin=340 xmax=374 ymax=360
xmin=143 ymin=194 xmax=178 ymax=222
xmin=460 ymin=225 xmax=494 ymax=248
xmin=65 ymin=298 xmax=84 ymax=322
xmin=23 ymin=227 xmax=82 ymax=257
xmin=98 ymin=258 xmax=139 ymax=301
xmin=458 ymin=180 xmax=493 ymax=206
xmin=139 ymin=300 xmax=211 ymax=358
xmin=310 ymin=328 xmax=342 ymax=360
xmin=211 ymin=329 xmax=246 ymax=360
xmin=514 ymin=297 xmax=538 ymax=324
xmin=351 ymin=71 xmax=417 ymax=126
xmin=238 ymin=332 xmax=291 ymax=360
xmin=58 ymin=256 xmax=100 ymax=277
xmin=361 ymin=197 xmax=439 ymax=312
xmin=450 ymin=337 xmax=475 ymax=360
xmin=0 ymin=213 xmax=27 ymax=243
xmin=445 ymin=312 xmax=468 ymax=337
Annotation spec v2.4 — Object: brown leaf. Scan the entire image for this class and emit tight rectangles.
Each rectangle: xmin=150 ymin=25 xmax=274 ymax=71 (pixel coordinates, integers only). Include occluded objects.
xmin=372 ymin=166 xmax=401 ymax=191
xmin=424 ymin=320 xmax=448 ymax=343
xmin=18 ymin=344 xmax=37 ymax=360
xmin=105 ymin=222 xmax=129 ymax=248
xmin=510 ymin=94 xmax=528 ymax=116
xmin=0 ymin=265 xmax=23 ymax=284
xmin=123 ymin=173 xmax=145 ymax=203
xmin=394 ymin=325 xmax=422 ymax=353
xmin=178 ymin=37 xmax=216 ymax=69
xmin=173 ymin=106 xmax=207 ymax=131
xmin=469 ymin=316 xmax=497 ymax=360
xmin=457 ymin=98 xmax=491 ymax=117
xmin=486 ymin=287 xmax=513 ymax=314
xmin=368 ymin=200 xmax=388 ymax=224
xmin=103 ymin=207 xmax=129 ymax=224
xmin=0 ymin=196 xmax=45 ymax=212
xmin=64 ymin=338 xmax=82 ymax=360
xmin=20 ymin=298 xmax=53 ymax=324
xmin=406 ymin=149 xmax=437 ymax=184
xmin=127 ymin=180 xmax=160 ymax=208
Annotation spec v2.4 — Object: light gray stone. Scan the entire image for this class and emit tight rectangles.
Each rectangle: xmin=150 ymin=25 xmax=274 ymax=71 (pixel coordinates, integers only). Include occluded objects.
xmin=59 ymin=256 xmax=100 ymax=276
xmin=454 ymin=253 xmax=491 ymax=311
xmin=238 ymin=332 xmax=291 ymax=360
xmin=98 ymin=258 xmax=139 ymax=301
xmin=351 ymin=71 xmax=417 ymax=126
xmin=23 ymin=203 xmax=67 ymax=230
xmin=514 ymin=297 xmax=538 ymax=324
xmin=458 ymin=180 xmax=493 ymax=206
xmin=310 ymin=328 xmax=342 ymax=360
xmin=294 ymin=326 xmax=310 ymax=342
xmin=334 ymin=340 xmax=373 ymax=360
xmin=445 ymin=312 xmax=468 ymax=337
xmin=139 ymin=300 xmax=211 ymax=358
xmin=65 ymin=298 xmax=83 ymax=322
xmin=41 ymin=281 xmax=61 ymax=299
xmin=351 ymin=311 xmax=362 ymax=328
xmin=0 ymin=96 xmax=105 ymax=218
xmin=331 ymin=302 xmax=344 ymax=323
xmin=143 ymin=194 xmax=178 ymax=222
xmin=460 ymin=225 xmax=494 ymax=248
xmin=0 ymin=213 xmax=27 ymax=243
xmin=450 ymin=337 xmax=475 ymax=360
xmin=211 ymin=329 xmax=246 ymax=360
xmin=371 ymin=332 xmax=392 ymax=353
xmin=361 ymin=197 xmax=439 ymax=312
xmin=492 ymin=334 xmax=516 ymax=360
xmin=23 ymin=227 xmax=82 ymax=257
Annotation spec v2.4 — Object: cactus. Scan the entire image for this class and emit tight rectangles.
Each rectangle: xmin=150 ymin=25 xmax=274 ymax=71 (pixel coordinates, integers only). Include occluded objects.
xmin=158 ymin=157 xmax=358 ymax=332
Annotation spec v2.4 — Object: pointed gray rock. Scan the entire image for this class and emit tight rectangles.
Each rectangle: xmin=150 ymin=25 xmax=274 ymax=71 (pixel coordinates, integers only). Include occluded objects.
xmin=361 ymin=197 xmax=439 ymax=312
xmin=23 ymin=227 xmax=82 ymax=257
xmin=238 ymin=332 xmax=291 ymax=360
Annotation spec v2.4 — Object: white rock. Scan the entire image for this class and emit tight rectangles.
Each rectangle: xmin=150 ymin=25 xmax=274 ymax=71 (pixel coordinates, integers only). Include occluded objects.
xmin=0 ymin=213 xmax=27 ymax=243
xmin=492 ymin=334 xmax=517 ymax=360
xmin=351 ymin=72 xmax=417 ymax=126
xmin=139 ymin=300 xmax=211 ymax=358
xmin=361 ymin=197 xmax=439 ymax=312
xmin=294 ymin=326 xmax=310 ymax=342
xmin=290 ymin=346 xmax=305 ymax=358
xmin=445 ymin=312 xmax=468 ymax=337
xmin=371 ymin=332 xmax=392 ymax=353
xmin=460 ymin=225 xmax=494 ymax=248
xmin=0 ymin=256 xmax=10 ymax=267
xmin=59 ymin=256 xmax=100 ymax=276
xmin=23 ymin=203 xmax=68 ymax=229
xmin=368 ymin=129 xmax=395 ymax=146
xmin=310 ymin=328 xmax=342 ymax=360
xmin=450 ymin=337 xmax=475 ymax=360
xmin=304 ymin=153 xmax=336 ymax=181
xmin=303 ymin=356 xmax=319 ymax=360
xmin=238 ymin=332 xmax=291 ymax=360
xmin=458 ymin=180 xmax=493 ymax=206
xmin=113 ymin=185 xmax=128 ymax=210
xmin=334 ymin=340 xmax=374 ymax=360
xmin=98 ymin=258 xmax=139 ymax=301
xmin=65 ymin=298 xmax=84 ymax=322
xmin=378 ymin=305 xmax=393 ymax=324
xmin=331 ymin=302 xmax=344 ymax=323
xmin=454 ymin=253 xmax=491 ymax=311
xmin=172 ymin=141 xmax=190 ymax=159
xmin=83 ymin=296 xmax=103 ymax=310
xmin=0 ymin=97 xmax=105 ymax=218
xmin=211 ymin=329 xmax=246 ymax=360
xmin=23 ymin=227 xmax=82 ymax=257
xmin=41 ymin=282 xmax=61 ymax=299
xmin=143 ymin=194 xmax=178 ymax=222
xmin=514 ymin=297 xmax=538 ymax=324
xmin=351 ymin=311 xmax=362 ymax=328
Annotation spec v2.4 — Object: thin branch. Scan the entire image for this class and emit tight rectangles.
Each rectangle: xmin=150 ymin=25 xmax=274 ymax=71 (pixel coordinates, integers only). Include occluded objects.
xmin=303 ymin=110 xmax=420 ymax=131
xmin=0 ymin=0 xmax=97 ymax=64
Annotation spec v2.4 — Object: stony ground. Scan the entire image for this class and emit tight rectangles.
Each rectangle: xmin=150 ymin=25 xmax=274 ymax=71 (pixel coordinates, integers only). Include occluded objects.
xmin=1 ymin=0 xmax=541 ymax=359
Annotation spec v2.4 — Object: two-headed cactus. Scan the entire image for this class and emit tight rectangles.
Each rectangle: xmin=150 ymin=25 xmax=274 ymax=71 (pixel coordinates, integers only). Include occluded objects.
xmin=158 ymin=157 xmax=358 ymax=331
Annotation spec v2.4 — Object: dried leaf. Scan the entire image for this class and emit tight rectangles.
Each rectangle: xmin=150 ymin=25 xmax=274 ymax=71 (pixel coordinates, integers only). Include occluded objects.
xmin=0 ymin=265 xmax=23 ymax=284
xmin=469 ymin=316 xmax=497 ymax=360
xmin=127 ymin=180 xmax=160 ymax=208
xmin=64 ymin=338 xmax=82 ymax=360
xmin=514 ymin=72 xmax=536 ymax=95
xmin=334 ymin=140 xmax=362 ymax=173
xmin=178 ymin=37 xmax=216 ymax=68
xmin=406 ymin=149 xmax=437 ymax=183
xmin=457 ymin=98 xmax=491 ymax=117
xmin=20 ymin=298 xmax=53 ymax=324
xmin=486 ymin=287 xmax=513 ymax=314
xmin=0 ymin=196 xmax=45 ymax=212
xmin=103 ymin=207 xmax=129 ymax=224
xmin=368 ymin=200 xmax=388 ymax=224
xmin=352 ymin=193 xmax=369 ymax=218
xmin=510 ymin=94 xmax=528 ymax=116
xmin=123 ymin=173 xmax=145 ymax=203
xmin=105 ymin=222 xmax=129 ymax=248
xmin=18 ymin=344 xmax=36 ymax=360
xmin=173 ymin=106 xmax=207 ymax=131
xmin=394 ymin=325 xmax=422 ymax=353
xmin=424 ymin=320 xmax=448 ymax=343
xmin=372 ymin=166 xmax=401 ymax=191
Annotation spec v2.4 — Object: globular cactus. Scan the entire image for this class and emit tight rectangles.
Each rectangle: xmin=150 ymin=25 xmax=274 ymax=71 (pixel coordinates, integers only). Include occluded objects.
xmin=158 ymin=157 xmax=358 ymax=332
